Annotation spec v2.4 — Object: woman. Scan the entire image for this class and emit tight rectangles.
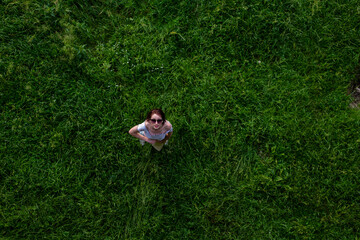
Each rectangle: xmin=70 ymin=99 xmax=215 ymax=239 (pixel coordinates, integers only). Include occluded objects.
xmin=128 ymin=109 xmax=173 ymax=151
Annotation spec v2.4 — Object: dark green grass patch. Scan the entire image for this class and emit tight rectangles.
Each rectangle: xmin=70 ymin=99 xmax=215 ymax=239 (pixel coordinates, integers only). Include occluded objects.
xmin=1 ymin=0 xmax=360 ymax=239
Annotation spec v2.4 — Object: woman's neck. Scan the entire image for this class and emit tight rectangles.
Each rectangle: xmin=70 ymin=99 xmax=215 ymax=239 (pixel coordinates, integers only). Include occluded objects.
xmin=146 ymin=121 xmax=164 ymax=133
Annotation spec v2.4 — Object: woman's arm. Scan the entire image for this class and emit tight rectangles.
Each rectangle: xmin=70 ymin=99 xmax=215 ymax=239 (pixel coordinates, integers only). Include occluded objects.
xmin=157 ymin=122 xmax=173 ymax=144
xmin=158 ymin=131 xmax=172 ymax=144
xmin=128 ymin=125 xmax=156 ymax=144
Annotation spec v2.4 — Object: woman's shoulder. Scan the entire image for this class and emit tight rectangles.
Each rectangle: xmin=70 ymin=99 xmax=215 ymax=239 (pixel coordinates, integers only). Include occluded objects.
xmin=164 ymin=120 xmax=172 ymax=131
xmin=137 ymin=121 xmax=147 ymax=131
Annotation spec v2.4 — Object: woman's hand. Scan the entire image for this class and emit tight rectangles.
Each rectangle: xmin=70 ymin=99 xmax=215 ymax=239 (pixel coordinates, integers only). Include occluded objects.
xmin=157 ymin=139 xmax=167 ymax=144
xmin=147 ymin=139 xmax=157 ymax=145
xmin=157 ymin=132 xmax=172 ymax=144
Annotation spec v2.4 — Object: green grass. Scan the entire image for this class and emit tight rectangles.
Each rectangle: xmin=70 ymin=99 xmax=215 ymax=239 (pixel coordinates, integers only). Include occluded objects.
xmin=1 ymin=0 xmax=360 ymax=239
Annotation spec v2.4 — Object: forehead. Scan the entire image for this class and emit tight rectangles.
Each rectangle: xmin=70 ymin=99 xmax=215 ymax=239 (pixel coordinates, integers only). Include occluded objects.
xmin=151 ymin=113 xmax=162 ymax=119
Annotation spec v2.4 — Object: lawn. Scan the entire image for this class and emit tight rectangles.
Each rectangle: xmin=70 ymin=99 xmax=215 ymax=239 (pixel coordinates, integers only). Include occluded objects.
xmin=1 ymin=0 xmax=359 ymax=239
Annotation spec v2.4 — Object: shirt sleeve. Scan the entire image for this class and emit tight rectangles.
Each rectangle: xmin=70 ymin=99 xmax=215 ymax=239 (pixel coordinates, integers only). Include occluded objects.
xmin=165 ymin=122 xmax=173 ymax=134
xmin=137 ymin=122 xmax=146 ymax=132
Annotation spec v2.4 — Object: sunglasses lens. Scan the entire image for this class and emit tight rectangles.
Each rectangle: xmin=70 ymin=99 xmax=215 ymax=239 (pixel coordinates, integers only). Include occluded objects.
xmin=151 ymin=119 xmax=162 ymax=123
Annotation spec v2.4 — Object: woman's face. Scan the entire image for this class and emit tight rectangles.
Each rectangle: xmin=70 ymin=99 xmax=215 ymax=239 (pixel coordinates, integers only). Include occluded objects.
xmin=148 ymin=113 xmax=163 ymax=129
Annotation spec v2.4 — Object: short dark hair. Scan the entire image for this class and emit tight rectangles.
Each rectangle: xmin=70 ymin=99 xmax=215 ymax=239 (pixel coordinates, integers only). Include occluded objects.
xmin=146 ymin=109 xmax=166 ymax=125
